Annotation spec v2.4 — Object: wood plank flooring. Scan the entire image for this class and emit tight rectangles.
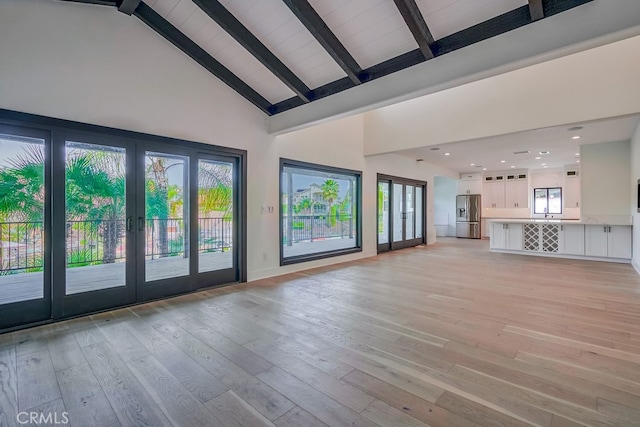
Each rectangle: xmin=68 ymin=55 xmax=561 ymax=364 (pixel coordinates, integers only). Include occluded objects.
xmin=1 ymin=237 xmax=640 ymax=426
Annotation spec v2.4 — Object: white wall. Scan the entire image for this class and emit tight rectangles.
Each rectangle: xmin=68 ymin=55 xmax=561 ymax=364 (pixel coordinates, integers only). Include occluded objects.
xmin=0 ymin=0 xmax=459 ymax=282
xmin=630 ymin=123 xmax=640 ymax=272
xmin=581 ymin=141 xmax=631 ymax=222
xmin=363 ymin=35 xmax=640 ymax=156
xmin=434 ymin=176 xmax=457 ymax=236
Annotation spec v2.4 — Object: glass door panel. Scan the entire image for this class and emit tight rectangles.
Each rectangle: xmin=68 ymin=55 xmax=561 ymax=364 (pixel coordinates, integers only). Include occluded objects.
xmin=198 ymin=159 xmax=233 ymax=273
xmin=416 ymin=186 xmax=423 ymax=239
xmin=392 ymin=183 xmax=403 ymax=243
xmin=144 ymin=152 xmax=189 ymax=282
xmin=405 ymin=186 xmax=415 ymax=240
xmin=377 ymin=182 xmax=389 ymax=245
xmin=65 ymin=141 xmax=127 ymax=295
xmin=0 ymin=133 xmax=46 ymax=303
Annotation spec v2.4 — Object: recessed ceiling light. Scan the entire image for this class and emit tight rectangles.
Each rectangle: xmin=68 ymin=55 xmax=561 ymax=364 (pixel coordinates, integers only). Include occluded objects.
xmin=470 ymin=163 xmax=475 ymax=166
xmin=543 ymin=166 xmax=548 ymax=168
xmin=510 ymin=166 xmax=515 ymax=168
xmin=535 ymin=156 xmax=541 ymax=160
xmin=541 ymin=163 xmax=547 ymax=166
xmin=539 ymin=151 xmax=550 ymax=155
xmin=430 ymin=147 xmax=440 ymax=151
xmin=576 ymin=160 xmax=580 ymax=163
xmin=482 ymin=168 xmax=487 ymax=171
xmin=444 ymin=152 xmax=450 ymax=156
xmin=568 ymin=126 xmax=583 ymax=131
xmin=572 ymin=136 xmax=581 ymax=140
xmin=575 ymin=153 xmax=580 ymax=156
xmin=500 ymin=160 xmax=506 ymax=163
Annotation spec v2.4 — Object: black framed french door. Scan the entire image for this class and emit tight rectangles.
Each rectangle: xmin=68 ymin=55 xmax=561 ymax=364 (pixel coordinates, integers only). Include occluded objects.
xmin=0 ymin=124 xmax=52 ymax=330
xmin=0 ymin=108 xmax=246 ymax=331
xmin=137 ymin=143 xmax=241 ymax=301
xmin=377 ymin=174 xmax=426 ymax=253
xmin=53 ymin=130 xmax=137 ymax=318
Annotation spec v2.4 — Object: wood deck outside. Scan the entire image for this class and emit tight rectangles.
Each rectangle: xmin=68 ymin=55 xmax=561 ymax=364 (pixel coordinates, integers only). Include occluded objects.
xmin=0 ymin=251 xmax=233 ymax=305
xmin=2 ymin=237 xmax=640 ymax=426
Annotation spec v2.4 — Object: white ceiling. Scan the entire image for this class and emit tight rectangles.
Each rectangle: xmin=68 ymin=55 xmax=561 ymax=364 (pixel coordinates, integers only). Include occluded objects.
xmin=418 ymin=0 xmax=527 ymax=41
xmin=142 ymin=0 xmax=540 ymax=106
xmin=396 ymin=114 xmax=640 ymax=174
xmin=309 ymin=0 xmax=417 ymax=69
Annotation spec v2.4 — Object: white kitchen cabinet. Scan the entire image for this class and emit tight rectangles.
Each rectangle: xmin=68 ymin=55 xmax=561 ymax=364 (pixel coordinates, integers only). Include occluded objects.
xmin=558 ymin=224 xmax=585 ymax=255
xmin=505 ymin=179 xmax=529 ymax=208
xmin=490 ymin=222 xmax=522 ymax=250
xmin=564 ymin=176 xmax=580 ymax=209
xmin=458 ymin=178 xmax=482 ymax=195
xmin=483 ymin=180 xmax=505 ymax=208
xmin=585 ymin=225 xmax=632 ymax=259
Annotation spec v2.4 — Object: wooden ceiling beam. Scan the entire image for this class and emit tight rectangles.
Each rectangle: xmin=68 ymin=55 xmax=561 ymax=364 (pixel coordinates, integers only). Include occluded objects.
xmin=134 ymin=3 xmax=272 ymax=114
xmin=529 ymin=0 xmax=545 ymax=21
xmin=193 ymin=0 xmax=311 ymax=102
xmin=116 ymin=0 xmax=140 ymax=15
xmin=392 ymin=0 xmax=435 ymax=60
xmin=283 ymin=0 xmax=362 ymax=85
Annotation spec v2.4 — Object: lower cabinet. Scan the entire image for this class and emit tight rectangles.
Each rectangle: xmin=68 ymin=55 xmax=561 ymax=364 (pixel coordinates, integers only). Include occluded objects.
xmin=490 ymin=222 xmax=522 ymax=250
xmin=490 ymin=222 xmax=631 ymax=261
xmin=559 ymin=224 xmax=585 ymax=255
xmin=585 ymin=225 xmax=632 ymax=259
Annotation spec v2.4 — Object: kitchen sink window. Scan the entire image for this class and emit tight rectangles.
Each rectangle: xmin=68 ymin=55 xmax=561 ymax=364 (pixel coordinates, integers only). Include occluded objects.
xmin=534 ymin=187 xmax=562 ymax=215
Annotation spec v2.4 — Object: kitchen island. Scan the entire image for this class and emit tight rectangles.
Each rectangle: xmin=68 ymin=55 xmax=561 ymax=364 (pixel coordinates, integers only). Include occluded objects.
xmin=488 ymin=218 xmax=632 ymax=262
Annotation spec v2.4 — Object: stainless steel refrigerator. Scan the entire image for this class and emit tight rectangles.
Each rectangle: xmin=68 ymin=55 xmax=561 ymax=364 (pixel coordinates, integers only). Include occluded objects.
xmin=456 ymin=194 xmax=481 ymax=238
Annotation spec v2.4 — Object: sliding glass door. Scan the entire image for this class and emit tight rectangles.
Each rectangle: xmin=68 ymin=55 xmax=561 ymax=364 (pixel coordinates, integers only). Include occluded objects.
xmin=377 ymin=175 xmax=426 ymax=253
xmin=0 ymin=125 xmax=51 ymax=329
xmin=0 ymin=110 xmax=245 ymax=330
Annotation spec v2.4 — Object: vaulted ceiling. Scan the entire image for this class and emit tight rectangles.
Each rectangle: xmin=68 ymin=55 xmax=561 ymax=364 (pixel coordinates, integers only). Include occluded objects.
xmin=61 ymin=0 xmax=592 ymax=115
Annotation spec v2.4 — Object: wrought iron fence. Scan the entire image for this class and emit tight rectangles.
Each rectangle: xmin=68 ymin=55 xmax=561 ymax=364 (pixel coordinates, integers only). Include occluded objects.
xmin=1 ymin=217 xmax=234 ymax=274
xmin=283 ymin=215 xmax=353 ymax=244
xmin=0 ymin=222 xmax=43 ymax=272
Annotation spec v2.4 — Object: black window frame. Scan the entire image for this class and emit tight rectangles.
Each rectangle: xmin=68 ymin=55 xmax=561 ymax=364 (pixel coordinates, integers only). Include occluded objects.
xmin=533 ymin=187 xmax=563 ymax=215
xmin=279 ymin=158 xmax=362 ymax=266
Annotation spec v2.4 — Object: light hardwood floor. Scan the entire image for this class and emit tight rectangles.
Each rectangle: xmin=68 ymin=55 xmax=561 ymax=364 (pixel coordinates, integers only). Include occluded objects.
xmin=1 ymin=237 xmax=640 ymax=426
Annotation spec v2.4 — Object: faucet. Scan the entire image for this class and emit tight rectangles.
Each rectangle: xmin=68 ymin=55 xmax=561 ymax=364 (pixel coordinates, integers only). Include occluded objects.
xmin=544 ymin=207 xmax=548 ymax=218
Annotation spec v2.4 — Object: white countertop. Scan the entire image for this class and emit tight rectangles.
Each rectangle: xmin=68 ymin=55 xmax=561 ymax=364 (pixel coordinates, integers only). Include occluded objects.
xmin=486 ymin=217 xmax=632 ymax=226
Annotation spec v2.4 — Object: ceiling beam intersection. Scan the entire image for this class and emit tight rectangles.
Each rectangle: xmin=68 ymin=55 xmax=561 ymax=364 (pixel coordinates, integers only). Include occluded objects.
xmin=134 ymin=3 xmax=272 ymax=114
xmin=529 ymin=0 xmax=545 ymax=21
xmin=392 ymin=0 xmax=435 ymax=60
xmin=282 ymin=0 xmax=363 ymax=85
xmin=193 ymin=0 xmax=311 ymax=102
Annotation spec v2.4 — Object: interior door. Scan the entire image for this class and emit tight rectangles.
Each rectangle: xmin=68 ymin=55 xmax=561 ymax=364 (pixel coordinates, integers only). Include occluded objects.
xmin=0 ymin=125 xmax=51 ymax=329
xmin=56 ymin=132 xmax=136 ymax=318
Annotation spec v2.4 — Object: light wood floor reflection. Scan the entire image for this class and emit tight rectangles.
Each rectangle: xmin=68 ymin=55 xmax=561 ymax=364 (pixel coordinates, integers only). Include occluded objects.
xmin=1 ymin=237 xmax=640 ymax=426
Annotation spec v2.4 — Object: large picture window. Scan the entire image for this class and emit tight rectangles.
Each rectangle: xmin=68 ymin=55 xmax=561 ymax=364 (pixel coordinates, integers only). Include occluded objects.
xmin=534 ymin=187 xmax=562 ymax=215
xmin=280 ymin=159 xmax=361 ymax=264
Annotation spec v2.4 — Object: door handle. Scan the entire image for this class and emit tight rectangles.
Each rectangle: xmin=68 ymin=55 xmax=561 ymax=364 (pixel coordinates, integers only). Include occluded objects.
xmin=608 ymin=226 xmax=611 ymax=233
xmin=126 ymin=216 xmax=133 ymax=232
xmin=138 ymin=217 xmax=145 ymax=232
xmin=604 ymin=226 xmax=607 ymax=233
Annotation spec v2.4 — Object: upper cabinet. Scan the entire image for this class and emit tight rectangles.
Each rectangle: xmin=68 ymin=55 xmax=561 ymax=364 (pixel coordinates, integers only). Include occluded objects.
xmin=484 ymin=175 xmax=505 ymax=208
xmin=505 ymin=173 xmax=529 ymax=208
xmin=458 ymin=172 xmax=482 ymax=195
xmin=484 ymin=171 xmax=528 ymax=209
